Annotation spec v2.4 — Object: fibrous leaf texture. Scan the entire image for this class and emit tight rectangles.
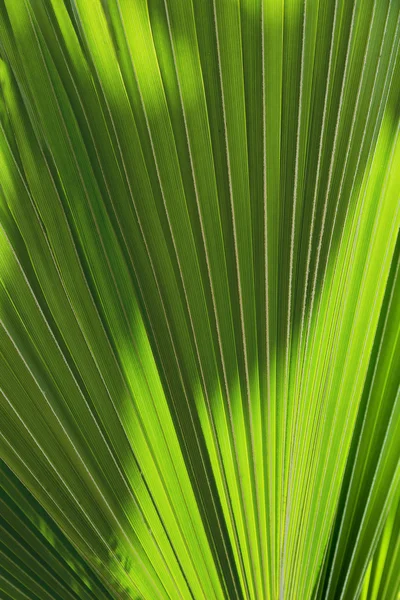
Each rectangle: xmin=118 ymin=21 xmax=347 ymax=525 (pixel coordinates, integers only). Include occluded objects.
xmin=0 ymin=0 xmax=399 ymax=599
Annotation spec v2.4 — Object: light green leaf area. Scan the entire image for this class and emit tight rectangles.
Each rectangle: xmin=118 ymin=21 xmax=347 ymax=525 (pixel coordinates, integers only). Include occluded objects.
xmin=0 ymin=0 xmax=399 ymax=599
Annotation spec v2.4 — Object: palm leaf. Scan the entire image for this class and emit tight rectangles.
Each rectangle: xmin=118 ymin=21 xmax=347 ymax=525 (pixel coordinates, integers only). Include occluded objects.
xmin=0 ymin=0 xmax=399 ymax=598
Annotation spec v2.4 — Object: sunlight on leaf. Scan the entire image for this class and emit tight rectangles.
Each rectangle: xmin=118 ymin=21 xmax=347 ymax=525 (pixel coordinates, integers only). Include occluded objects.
xmin=0 ymin=0 xmax=399 ymax=599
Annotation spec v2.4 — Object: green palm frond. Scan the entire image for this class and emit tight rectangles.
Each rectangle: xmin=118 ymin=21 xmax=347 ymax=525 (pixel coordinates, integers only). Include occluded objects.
xmin=0 ymin=0 xmax=399 ymax=599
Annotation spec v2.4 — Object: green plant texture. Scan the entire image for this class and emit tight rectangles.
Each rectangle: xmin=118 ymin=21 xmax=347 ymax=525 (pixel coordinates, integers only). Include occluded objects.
xmin=0 ymin=0 xmax=399 ymax=599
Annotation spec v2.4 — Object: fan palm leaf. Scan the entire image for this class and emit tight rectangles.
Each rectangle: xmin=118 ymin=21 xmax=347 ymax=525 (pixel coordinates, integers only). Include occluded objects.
xmin=0 ymin=0 xmax=399 ymax=598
